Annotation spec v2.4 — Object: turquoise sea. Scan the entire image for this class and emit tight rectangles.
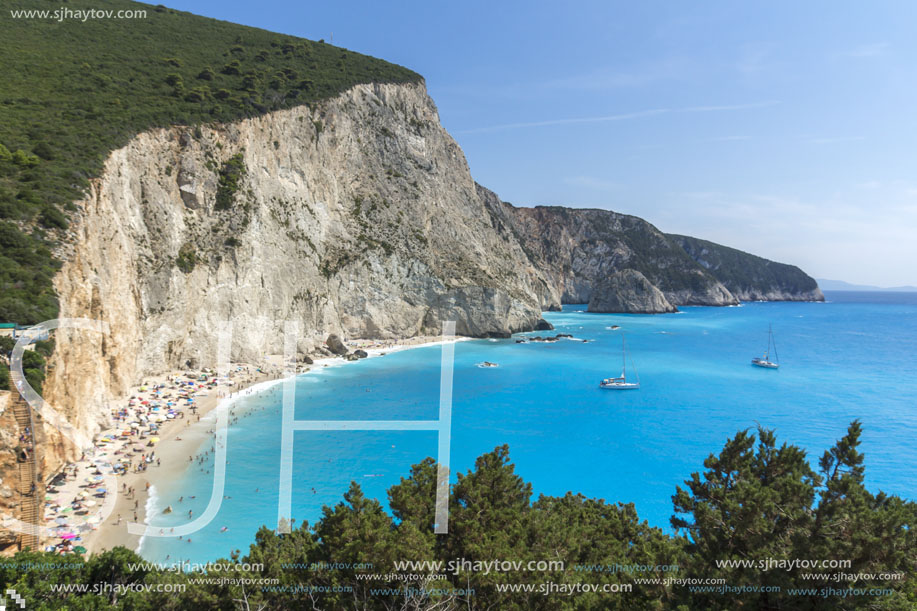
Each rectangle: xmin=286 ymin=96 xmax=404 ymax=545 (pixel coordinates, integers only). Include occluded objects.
xmin=139 ymin=291 xmax=917 ymax=563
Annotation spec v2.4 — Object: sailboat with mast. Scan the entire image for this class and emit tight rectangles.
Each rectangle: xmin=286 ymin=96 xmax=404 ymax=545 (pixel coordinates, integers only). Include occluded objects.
xmin=600 ymin=336 xmax=640 ymax=389
xmin=751 ymin=325 xmax=780 ymax=369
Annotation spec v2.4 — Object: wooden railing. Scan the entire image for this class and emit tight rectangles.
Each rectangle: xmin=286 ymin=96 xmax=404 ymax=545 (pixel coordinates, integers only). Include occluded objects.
xmin=11 ymin=392 xmax=40 ymax=551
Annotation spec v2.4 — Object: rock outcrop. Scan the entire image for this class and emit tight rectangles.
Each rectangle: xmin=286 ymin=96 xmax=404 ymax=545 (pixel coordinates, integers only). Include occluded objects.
xmin=588 ymin=270 xmax=678 ymax=313
xmin=325 ymin=334 xmax=348 ymax=356
xmin=478 ymin=186 xmax=739 ymax=308
xmin=669 ymin=235 xmax=825 ymax=302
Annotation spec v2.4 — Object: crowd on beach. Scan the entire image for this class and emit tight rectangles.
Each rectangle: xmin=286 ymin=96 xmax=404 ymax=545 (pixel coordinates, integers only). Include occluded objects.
xmin=37 ymin=367 xmax=257 ymax=555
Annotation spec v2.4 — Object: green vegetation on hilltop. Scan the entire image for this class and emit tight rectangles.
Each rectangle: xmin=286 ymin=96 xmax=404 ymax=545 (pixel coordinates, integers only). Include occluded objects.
xmin=1 ymin=424 xmax=913 ymax=609
xmin=0 ymin=0 xmax=422 ymax=324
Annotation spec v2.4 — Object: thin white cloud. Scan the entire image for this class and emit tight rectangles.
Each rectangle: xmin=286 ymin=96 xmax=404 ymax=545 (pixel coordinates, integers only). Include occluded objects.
xmin=456 ymin=101 xmax=780 ymax=135
xmin=705 ymin=135 xmax=751 ymax=142
xmin=682 ymin=101 xmax=779 ymax=113
xmin=804 ymin=136 xmax=867 ymax=144
xmin=437 ymin=58 xmax=697 ymax=101
xmin=455 ymin=109 xmax=670 ymax=134
xmin=844 ymin=42 xmax=891 ymax=58
xmin=541 ymin=57 xmax=696 ymax=92
xmin=564 ymin=176 xmax=621 ymax=192
xmin=735 ymin=42 xmax=781 ymax=86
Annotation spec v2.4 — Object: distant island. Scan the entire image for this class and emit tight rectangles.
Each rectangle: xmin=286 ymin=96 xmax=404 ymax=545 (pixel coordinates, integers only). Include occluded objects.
xmin=817 ymin=279 xmax=917 ymax=292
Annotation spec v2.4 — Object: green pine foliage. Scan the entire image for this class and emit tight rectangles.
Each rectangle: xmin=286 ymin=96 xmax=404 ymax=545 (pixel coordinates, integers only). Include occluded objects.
xmin=214 ymin=153 xmax=246 ymax=211
xmin=0 ymin=425 xmax=912 ymax=609
xmin=672 ymin=421 xmax=916 ymax=610
xmin=0 ymin=0 xmax=421 ymax=324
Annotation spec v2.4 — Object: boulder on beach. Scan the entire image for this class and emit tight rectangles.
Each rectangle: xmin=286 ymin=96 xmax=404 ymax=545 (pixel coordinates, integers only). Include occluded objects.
xmin=353 ymin=350 xmax=368 ymax=359
xmin=326 ymin=334 xmax=348 ymax=355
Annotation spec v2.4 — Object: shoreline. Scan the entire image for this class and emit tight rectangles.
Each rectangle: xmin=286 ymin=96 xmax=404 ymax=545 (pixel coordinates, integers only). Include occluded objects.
xmin=49 ymin=366 xmax=279 ymax=556
xmin=46 ymin=334 xmax=470 ymax=558
xmin=135 ymin=373 xmax=293 ymax=556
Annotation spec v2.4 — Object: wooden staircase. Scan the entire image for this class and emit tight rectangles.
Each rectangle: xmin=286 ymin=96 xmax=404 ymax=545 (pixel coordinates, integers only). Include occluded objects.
xmin=11 ymin=392 xmax=40 ymax=551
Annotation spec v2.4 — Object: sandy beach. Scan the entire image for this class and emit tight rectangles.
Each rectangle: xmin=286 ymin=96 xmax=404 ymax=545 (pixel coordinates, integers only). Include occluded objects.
xmin=40 ymin=334 xmax=468 ymax=557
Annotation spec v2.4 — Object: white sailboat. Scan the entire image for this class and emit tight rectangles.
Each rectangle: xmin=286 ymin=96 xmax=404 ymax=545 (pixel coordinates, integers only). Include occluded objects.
xmin=600 ymin=336 xmax=640 ymax=389
xmin=751 ymin=325 xmax=780 ymax=369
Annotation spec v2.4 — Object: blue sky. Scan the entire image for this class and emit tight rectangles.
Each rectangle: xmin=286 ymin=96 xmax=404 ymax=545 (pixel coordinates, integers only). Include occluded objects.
xmin=167 ymin=0 xmax=917 ymax=286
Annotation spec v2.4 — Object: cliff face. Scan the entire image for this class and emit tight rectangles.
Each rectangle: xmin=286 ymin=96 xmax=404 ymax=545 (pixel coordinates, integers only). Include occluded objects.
xmin=478 ymin=188 xmax=739 ymax=310
xmin=670 ymin=235 xmax=825 ymax=302
xmin=588 ymin=270 xmax=677 ymax=314
xmin=42 ymin=82 xmax=553 ymax=464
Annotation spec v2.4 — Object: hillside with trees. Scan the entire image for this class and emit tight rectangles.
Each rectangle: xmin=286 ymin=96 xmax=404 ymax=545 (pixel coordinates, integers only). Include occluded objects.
xmin=1 ymin=423 xmax=913 ymax=609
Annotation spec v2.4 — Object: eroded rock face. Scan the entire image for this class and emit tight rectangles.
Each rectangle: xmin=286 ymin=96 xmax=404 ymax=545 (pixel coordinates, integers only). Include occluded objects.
xmin=478 ymin=185 xmax=823 ymax=310
xmin=478 ymin=186 xmax=739 ymax=308
xmin=588 ymin=270 xmax=678 ymax=314
xmin=42 ymin=82 xmax=554 ymax=466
